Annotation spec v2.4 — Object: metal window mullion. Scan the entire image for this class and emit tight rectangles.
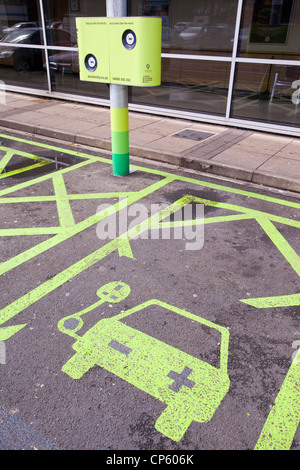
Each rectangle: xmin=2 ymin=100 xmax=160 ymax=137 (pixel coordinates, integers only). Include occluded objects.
xmin=236 ymin=57 xmax=300 ymax=66
xmin=38 ymin=0 xmax=51 ymax=93
xmin=46 ymin=46 xmax=79 ymax=52
xmin=161 ymin=53 xmax=232 ymax=62
xmin=0 ymin=42 xmax=45 ymax=49
xmin=225 ymin=0 xmax=244 ymax=121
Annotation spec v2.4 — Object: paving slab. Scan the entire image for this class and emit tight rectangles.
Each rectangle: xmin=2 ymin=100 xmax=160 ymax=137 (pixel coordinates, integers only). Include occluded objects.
xmin=139 ymin=119 xmax=191 ymax=136
xmin=128 ymin=129 xmax=163 ymax=146
xmin=210 ymin=147 xmax=272 ymax=170
xmin=275 ymin=141 xmax=300 ymax=161
xmin=232 ymin=133 xmax=293 ymax=155
xmin=53 ymin=119 xmax=102 ymax=134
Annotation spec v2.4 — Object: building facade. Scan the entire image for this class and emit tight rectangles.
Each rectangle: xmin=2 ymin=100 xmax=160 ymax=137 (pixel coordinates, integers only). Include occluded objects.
xmin=0 ymin=0 xmax=300 ymax=136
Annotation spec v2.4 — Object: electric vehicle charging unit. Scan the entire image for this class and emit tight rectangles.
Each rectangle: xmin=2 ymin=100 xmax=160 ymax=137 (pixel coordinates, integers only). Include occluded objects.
xmin=58 ymin=282 xmax=230 ymax=442
xmin=76 ymin=16 xmax=162 ymax=176
xmin=76 ymin=17 xmax=162 ymax=87
xmin=76 ymin=18 xmax=110 ymax=83
xmin=108 ymin=17 xmax=162 ymax=87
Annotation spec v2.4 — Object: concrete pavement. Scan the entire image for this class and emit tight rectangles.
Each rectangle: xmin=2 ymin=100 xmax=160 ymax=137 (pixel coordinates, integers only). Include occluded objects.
xmin=0 ymin=91 xmax=299 ymax=193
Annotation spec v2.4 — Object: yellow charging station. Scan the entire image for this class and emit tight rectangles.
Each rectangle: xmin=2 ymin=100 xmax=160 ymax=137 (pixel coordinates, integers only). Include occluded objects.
xmin=76 ymin=18 xmax=110 ymax=83
xmin=76 ymin=17 xmax=162 ymax=86
xmin=76 ymin=15 xmax=162 ymax=175
xmin=108 ymin=17 xmax=161 ymax=87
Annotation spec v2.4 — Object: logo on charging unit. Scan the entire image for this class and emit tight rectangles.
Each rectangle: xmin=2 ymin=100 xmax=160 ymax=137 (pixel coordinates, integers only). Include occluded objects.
xmin=122 ymin=29 xmax=136 ymax=50
xmin=85 ymin=54 xmax=97 ymax=72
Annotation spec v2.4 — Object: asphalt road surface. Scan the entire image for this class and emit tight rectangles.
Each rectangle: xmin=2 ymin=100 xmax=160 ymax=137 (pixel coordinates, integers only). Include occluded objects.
xmin=0 ymin=129 xmax=299 ymax=452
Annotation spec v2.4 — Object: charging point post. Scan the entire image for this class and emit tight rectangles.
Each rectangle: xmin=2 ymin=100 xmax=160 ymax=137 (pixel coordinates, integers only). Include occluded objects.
xmin=110 ymin=85 xmax=129 ymax=175
xmin=76 ymin=2 xmax=161 ymax=177
xmin=106 ymin=0 xmax=129 ymax=176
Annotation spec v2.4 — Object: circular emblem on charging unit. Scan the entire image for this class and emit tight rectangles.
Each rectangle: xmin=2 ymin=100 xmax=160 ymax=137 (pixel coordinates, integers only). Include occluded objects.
xmin=122 ymin=29 xmax=136 ymax=50
xmin=85 ymin=54 xmax=97 ymax=72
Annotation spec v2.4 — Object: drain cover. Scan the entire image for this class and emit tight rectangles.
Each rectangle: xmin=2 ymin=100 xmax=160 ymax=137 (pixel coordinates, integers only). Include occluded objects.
xmin=173 ymin=129 xmax=214 ymax=141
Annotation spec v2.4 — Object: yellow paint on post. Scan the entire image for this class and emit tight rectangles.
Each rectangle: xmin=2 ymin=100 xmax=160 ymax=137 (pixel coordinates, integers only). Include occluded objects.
xmin=110 ymin=107 xmax=129 ymax=133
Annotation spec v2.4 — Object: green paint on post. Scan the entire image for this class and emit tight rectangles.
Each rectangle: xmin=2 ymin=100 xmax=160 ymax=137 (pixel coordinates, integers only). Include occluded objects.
xmin=111 ymin=131 xmax=129 ymax=154
xmin=110 ymin=107 xmax=129 ymax=176
xmin=112 ymin=152 xmax=130 ymax=176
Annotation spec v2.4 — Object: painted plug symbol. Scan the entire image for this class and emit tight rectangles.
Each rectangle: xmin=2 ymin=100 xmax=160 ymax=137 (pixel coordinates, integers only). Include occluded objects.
xmin=122 ymin=29 xmax=136 ymax=49
xmin=57 ymin=281 xmax=131 ymax=337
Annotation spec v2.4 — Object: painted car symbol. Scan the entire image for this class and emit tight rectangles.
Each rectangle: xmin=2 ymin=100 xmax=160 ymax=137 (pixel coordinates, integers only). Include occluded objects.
xmin=59 ymin=282 xmax=230 ymax=441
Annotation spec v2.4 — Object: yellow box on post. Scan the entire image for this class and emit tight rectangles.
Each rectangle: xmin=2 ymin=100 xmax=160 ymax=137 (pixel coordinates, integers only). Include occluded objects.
xmin=76 ymin=16 xmax=162 ymax=87
xmin=108 ymin=17 xmax=162 ymax=87
xmin=76 ymin=17 xmax=110 ymax=83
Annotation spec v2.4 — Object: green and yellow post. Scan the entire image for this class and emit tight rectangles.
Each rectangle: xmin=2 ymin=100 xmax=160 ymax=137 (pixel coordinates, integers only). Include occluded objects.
xmin=107 ymin=0 xmax=130 ymax=176
xmin=76 ymin=2 xmax=161 ymax=176
xmin=110 ymin=85 xmax=130 ymax=175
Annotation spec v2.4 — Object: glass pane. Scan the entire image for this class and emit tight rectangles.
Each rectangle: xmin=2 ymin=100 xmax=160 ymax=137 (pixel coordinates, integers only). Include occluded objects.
xmin=0 ymin=0 xmax=43 ymax=44
xmin=238 ymin=0 xmax=300 ymax=60
xmin=130 ymin=0 xmax=239 ymax=56
xmin=231 ymin=63 xmax=300 ymax=127
xmin=131 ymin=57 xmax=231 ymax=116
xmin=48 ymin=49 xmax=109 ymax=99
xmin=43 ymin=0 xmax=106 ymax=47
xmin=0 ymin=46 xmax=47 ymax=89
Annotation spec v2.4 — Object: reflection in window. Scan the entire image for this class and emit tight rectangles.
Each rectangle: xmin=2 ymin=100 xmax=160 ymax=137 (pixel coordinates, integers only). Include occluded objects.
xmin=45 ymin=28 xmax=77 ymax=47
xmin=270 ymin=65 xmax=300 ymax=102
xmin=0 ymin=46 xmax=47 ymax=89
xmin=42 ymin=0 xmax=106 ymax=47
xmin=0 ymin=0 xmax=42 ymax=44
xmin=0 ymin=28 xmax=43 ymax=46
xmin=238 ymin=0 xmax=300 ymax=60
xmin=131 ymin=57 xmax=231 ymax=116
xmin=47 ymin=48 xmax=109 ymax=100
xmin=131 ymin=0 xmax=238 ymax=56
xmin=231 ymin=63 xmax=300 ymax=127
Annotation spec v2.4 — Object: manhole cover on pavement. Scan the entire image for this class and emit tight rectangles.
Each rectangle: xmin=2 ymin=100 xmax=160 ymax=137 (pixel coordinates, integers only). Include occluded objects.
xmin=172 ymin=129 xmax=214 ymax=141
